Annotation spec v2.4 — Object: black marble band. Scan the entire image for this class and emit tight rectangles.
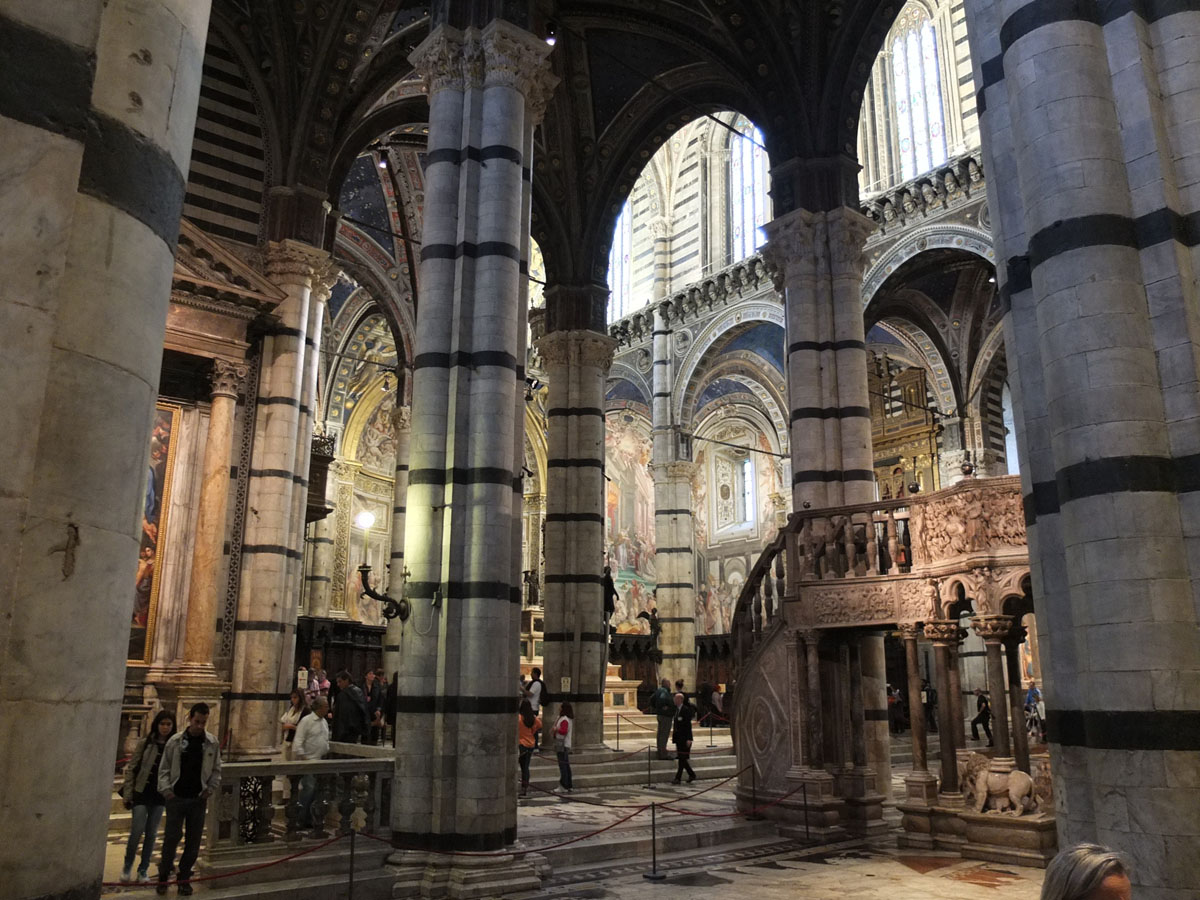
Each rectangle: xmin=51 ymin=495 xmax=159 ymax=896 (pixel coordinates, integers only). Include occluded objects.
xmin=793 ymin=469 xmax=875 ymax=485
xmin=258 ymin=395 xmax=302 ymax=408
xmin=406 ymin=580 xmax=515 ymax=601
xmin=409 ymin=466 xmax=512 ymax=486
xmin=420 ymin=240 xmax=521 ymax=262
xmin=1000 ymin=0 xmax=1200 ymax=57
xmin=656 ymin=581 xmax=693 ymax=590
xmin=657 ymin=547 xmax=692 ymax=554
xmin=548 ymin=458 xmax=603 ymax=468
xmin=412 ymin=349 xmax=519 ymax=371
xmin=787 ymin=339 xmax=866 ymax=354
xmin=1048 ymin=708 xmax=1200 ymax=750
xmin=656 ymin=508 xmax=693 ymax=517
xmin=234 ymin=620 xmax=289 ymax=632
xmin=790 ymin=406 xmax=871 ymax=423
xmin=425 ymin=143 xmax=522 ymax=167
xmin=547 ymin=407 xmax=604 ymax=418
xmin=545 ymin=512 xmax=604 ymax=523
xmin=545 ymin=574 xmax=605 ymax=585
xmin=249 ymin=468 xmax=296 ymax=480
xmin=391 ymin=826 xmax=517 ymax=854
xmin=541 ymin=632 xmax=608 ymax=643
xmin=242 ymin=544 xmax=304 ymax=560
xmin=1023 ymin=452 xmax=1200 ymax=524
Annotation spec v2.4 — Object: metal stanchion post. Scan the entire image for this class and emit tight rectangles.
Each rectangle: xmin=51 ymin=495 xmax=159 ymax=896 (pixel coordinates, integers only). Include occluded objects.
xmin=616 ymin=714 xmax=620 ymax=751
xmin=642 ymin=802 xmax=666 ymax=882
xmin=348 ymin=828 xmax=356 ymax=900
xmin=707 ymin=713 xmax=716 ymax=748
xmin=645 ymin=743 xmax=653 ymax=789
xmin=745 ymin=764 xmax=764 ymax=820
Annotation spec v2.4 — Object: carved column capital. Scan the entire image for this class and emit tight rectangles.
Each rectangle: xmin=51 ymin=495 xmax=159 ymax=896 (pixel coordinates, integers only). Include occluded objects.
xmin=480 ymin=20 xmax=559 ymax=123
xmin=265 ymin=240 xmax=332 ymax=288
xmin=649 ymin=216 xmax=672 ymax=241
xmin=534 ymin=329 xmax=616 ymax=371
xmin=897 ymin=622 xmax=924 ymax=641
xmin=210 ymin=359 xmax=249 ymax=400
xmin=796 ymin=627 xmax=822 ymax=646
xmin=923 ymin=619 xmax=960 ymax=645
xmin=972 ymin=614 xmax=1014 ymax=644
xmin=657 ymin=460 xmax=697 ymax=482
xmin=409 ymin=27 xmax=466 ymax=94
xmin=825 ymin=206 xmax=875 ymax=280
xmin=761 ymin=207 xmax=820 ymax=289
xmin=391 ymin=405 xmax=412 ymax=433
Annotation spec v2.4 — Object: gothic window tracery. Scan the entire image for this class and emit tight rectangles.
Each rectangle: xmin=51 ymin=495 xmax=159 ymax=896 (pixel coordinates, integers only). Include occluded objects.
xmin=728 ymin=117 xmax=770 ymax=264
xmin=607 ymin=198 xmax=633 ymax=322
xmin=891 ymin=9 xmax=947 ymax=181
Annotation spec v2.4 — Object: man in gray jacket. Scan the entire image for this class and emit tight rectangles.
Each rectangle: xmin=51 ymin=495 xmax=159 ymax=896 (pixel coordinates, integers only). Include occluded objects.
xmin=156 ymin=703 xmax=221 ymax=896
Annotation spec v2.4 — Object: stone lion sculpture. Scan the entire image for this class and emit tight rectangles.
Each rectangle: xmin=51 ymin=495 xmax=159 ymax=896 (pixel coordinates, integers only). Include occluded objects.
xmin=961 ymin=751 xmax=1039 ymax=816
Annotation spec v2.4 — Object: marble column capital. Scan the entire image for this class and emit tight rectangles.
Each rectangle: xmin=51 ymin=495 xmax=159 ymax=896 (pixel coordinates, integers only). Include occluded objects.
xmin=897 ymin=622 xmax=923 ymax=641
xmin=761 ymin=207 xmax=820 ymax=289
xmin=265 ymin=239 xmax=332 ymax=288
xmin=923 ymin=619 xmax=960 ymax=645
xmin=649 ymin=216 xmax=672 ymax=240
xmin=480 ymin=20 xmax=559 ymax=122
xmin=210 ymin=359 xmax=249 ymax=400
xmin=824 ymin=206 xmax=874 ymax=280
xmin=409 ymin=26 xmax=467 ymax=94
xmin=971 ymin=614 xmax=1014 ymax=644
xmin=796 ymin=627 xmax=822 ymax=646
xmin=535 ymin=329 xmax=617 ymax=371
xmin=391 ymin=405 xmax=413 ymax=433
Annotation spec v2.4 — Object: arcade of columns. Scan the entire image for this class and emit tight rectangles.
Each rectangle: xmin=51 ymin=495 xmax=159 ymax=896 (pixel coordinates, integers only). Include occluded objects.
xmin=4 ymin=3 xmax=1200 ymax=900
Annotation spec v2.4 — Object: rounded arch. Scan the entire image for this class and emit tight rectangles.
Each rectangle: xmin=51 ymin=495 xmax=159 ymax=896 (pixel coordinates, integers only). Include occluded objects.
xmin=872 ymin=317 xmax=957 ymax=416
xmin=672 ymin=304 xmax=786 ymax=427
xmin=861 ymin=223 xmax=994 ymax=305
xmin=324 ymin=309 xmax=400 ymax=434
xmin=687 ymin=361 xmax=788 ymax=450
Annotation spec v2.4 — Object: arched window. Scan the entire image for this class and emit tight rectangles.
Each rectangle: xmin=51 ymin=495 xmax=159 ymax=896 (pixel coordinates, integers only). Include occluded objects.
xmin=607 ymin=199 xmax=633 ymax=322
xmin=1001 ymin=381 xmax=1020 ymax=476
xmin=728 ymin=117 xmax=770 ymax=264
xmin=738 ymin=456 xmax=756 ymax=525
xmin=891 ymin=12 xmax=947 ymax=181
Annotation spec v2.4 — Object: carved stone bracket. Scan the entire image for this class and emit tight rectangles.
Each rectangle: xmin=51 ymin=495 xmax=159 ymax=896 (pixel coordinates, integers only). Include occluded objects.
xmin=390 ymin=405 xmax=412 ymax=433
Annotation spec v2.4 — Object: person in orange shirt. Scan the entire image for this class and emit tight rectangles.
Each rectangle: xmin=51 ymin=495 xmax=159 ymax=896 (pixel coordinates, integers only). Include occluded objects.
xmin=517 ymin=699 xmax=541 ymax=797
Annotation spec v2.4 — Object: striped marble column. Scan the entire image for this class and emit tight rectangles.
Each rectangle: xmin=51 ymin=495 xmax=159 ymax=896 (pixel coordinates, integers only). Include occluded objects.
xmin=650 ymin=303 xmax=697 ymax=689
xmin=305 ymin=515 xmax=334 ymax=618
xmin=229 ymin=240 xmax=328 ymax=756
xmin=392 ymin=21 xmax=556 ymax=858
xmin=537 ymin=319 xmax=616 ymax=750
xmin=0 ymin=3 xmax=211 ymax=897
xmin=763 ymin=206 xmax=875 ymax=512
xmin=968 ymin=3 xmax=1200 ymax=887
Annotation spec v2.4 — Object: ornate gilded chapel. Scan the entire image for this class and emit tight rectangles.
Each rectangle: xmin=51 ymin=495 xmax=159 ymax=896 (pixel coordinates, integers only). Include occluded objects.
xmin=1 ymin=1 xmax=1197 ymax=898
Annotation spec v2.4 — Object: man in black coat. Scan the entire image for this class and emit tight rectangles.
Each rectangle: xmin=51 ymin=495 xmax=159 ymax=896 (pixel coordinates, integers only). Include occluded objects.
xmin=332 ymin=670 xmax=369 ymax=743
xmin=671 ymin=692 xmax=696 ymax=784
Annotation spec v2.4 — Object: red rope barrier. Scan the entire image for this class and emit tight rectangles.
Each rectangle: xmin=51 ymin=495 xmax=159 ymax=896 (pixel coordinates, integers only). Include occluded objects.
xmin=616 ymin=714 xmax=657 ymax=731
xmin=357 ymin=805 xmax=648 ymax=857
xmin=101 ymin=833 xmax=346 ymax=889
xmin=660 ymin=776 xmax=809 ymax=818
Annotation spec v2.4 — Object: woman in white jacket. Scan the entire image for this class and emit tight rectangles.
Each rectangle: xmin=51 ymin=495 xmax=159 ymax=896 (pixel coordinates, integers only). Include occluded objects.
xmin=553 ymin=702 xmax=574 ymax=793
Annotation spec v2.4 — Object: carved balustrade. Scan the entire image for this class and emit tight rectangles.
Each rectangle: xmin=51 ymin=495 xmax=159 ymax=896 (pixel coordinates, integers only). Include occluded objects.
xmin=204 ymin=756 xmax=393 ymax=855
xmin=607 ymin=253 xmax=773 ymax=346
xmin=732 ymin=475 xmax=1027 ymax=676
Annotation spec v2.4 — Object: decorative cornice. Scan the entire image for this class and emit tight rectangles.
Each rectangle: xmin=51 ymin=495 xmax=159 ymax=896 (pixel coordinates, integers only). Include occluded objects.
xmin=210 ymin=359 xmax=249 ymax=400
xmin=170 ymin=291 xmax=262 ymax=321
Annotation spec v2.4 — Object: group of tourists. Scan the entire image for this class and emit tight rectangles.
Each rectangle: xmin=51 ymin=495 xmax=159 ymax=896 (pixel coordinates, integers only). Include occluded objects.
xmin=119 ymin=667 xmax=385 ymax=894
xmin=119 ymin=703 xmax=220 ymax=896
xmin=517 ymin=668 xmax=575 ymax=795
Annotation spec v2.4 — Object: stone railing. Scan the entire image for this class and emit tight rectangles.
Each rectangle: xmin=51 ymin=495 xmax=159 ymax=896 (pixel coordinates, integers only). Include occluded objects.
xmin=732 ymin=475 xmax=1027 ymax=672
xmin=204 ymin=756 xmax=393 ymax=855
xmin=860 ymin=149 xmax=986 ymax=236
xmin=607 ymin=253 xmax=774 ymax=347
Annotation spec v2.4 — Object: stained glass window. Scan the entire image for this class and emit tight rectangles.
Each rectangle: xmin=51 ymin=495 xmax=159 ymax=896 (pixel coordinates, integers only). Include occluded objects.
xmin=607 ymin=199 xmax=633 ymax=322
xmin=891 ymin=17 xmax=947 ymax=181
xmin=729 ymin=118 xmax=770 ymax=263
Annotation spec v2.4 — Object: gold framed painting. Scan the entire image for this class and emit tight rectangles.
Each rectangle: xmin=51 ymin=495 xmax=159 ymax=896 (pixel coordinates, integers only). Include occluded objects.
xmin=129 ymin=402 xmax=181 ymax=663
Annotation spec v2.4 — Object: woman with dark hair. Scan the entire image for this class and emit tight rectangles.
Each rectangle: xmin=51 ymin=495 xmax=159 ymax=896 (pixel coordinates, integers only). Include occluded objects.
xmin=517 ymin=699 xmax=541 ymax=797
xmin=553 ymin=702 xmax=574 ymax=793
xmin=120 ymin=710 xmax=177 ymax=883
xmin=279 ymin=689 xmax=308 ymax=761
xmin=1041 ymin=843 xmax=1131 ymax=900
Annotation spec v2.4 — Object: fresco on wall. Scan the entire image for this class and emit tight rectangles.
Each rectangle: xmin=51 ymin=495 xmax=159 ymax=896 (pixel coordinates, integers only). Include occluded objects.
xmin=604 ymin=415 xmax=656 ymax=634
xmin=357 ymin=390 xmax=397 ymax=476
xmin=130 ymin=403 xmax=180 ymax=662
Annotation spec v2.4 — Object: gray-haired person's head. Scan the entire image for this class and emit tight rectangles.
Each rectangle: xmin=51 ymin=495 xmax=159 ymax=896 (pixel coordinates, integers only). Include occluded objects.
xmin=312 ymin=696 xmax=329 ymax=714
xmin=1041 ymin=843 xmax=1130 ymax=900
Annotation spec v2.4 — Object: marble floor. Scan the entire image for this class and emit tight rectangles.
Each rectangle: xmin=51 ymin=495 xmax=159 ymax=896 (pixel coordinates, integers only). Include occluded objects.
xmin=101 ymin=771 xmax=1046 ymax=898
